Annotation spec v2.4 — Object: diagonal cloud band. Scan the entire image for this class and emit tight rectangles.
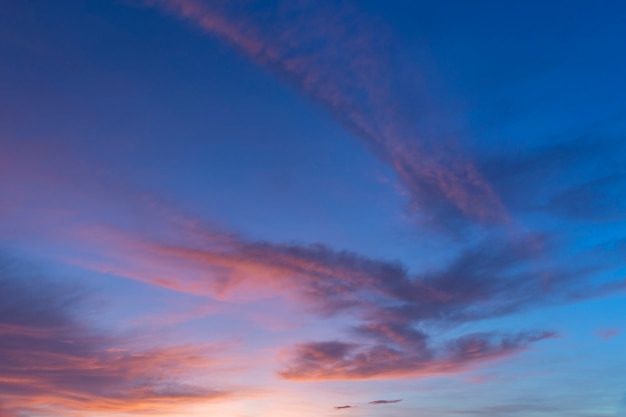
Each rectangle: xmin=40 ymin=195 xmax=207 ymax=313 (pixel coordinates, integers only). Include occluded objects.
xmin=148 ymin=0 xmax=507 ymax=223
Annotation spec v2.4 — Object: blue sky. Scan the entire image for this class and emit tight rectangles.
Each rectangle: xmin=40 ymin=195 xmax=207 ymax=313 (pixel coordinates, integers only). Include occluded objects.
xmin=1 ymin=1 xmax=625 ymax=416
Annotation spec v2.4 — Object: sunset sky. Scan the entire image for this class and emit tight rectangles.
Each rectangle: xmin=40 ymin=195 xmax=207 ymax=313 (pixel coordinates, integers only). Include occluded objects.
xmin=1 ymin=1 xmax=626 ymax=416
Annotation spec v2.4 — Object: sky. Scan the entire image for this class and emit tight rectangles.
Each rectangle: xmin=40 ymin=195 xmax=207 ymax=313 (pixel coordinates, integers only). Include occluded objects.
xmin=1 ymin=0 xmax=626 ymax=416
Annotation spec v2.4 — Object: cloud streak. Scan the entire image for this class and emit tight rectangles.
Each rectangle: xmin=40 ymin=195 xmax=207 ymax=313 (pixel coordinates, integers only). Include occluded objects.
xmin=149 ymin=0 xmax=506 ymax=223
xmin=480 ymin=135 xmax=626 ymax=221
xmin=369 ymin=399 xmax=402 ymax=404
xmin=279 ymin=330 xmax=555 ymax=380
xmin=0 ymin=254 xmax=232 ymax=416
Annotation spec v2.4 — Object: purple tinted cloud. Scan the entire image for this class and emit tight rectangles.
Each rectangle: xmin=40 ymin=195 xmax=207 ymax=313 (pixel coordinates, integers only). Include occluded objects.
xmin=280 ymin=330 xmax=555 ymax=380
xmin=82 ymin=225 xmax=623 ymax=380
xmin=480 ymin=135 xmax=626 ymax=221
xmin=2 ymin=124 xmax=624 ymax=384
xmin=0 ymin=254 xmax=230 ymax=416
xmin=150 ymin=0 xmax=506 ymax=224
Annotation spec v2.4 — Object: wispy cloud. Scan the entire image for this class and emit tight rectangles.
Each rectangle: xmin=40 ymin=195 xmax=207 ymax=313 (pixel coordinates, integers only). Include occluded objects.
xmin=480 ymin=135 xmax=626 ymax=221
xmin=0 ymin=254 xmax=232 ymax=416
xmin=148 ymin=0 xmax=506 ymax=224
xmin=279 ymin=330 xmax=555 ymax=380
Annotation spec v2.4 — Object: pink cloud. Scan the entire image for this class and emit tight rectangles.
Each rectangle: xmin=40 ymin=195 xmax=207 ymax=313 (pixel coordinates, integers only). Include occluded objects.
xmin=62 ymin=227 xmax=576 ymax=380
xmin=0 ymin=258 xmax=236 ymax=416
xmin=149 ymin=0 xmax=507 ymax=223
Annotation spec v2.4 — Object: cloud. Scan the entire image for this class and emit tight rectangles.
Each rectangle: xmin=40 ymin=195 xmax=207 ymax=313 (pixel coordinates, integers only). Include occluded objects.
xmin=148 ymin=0 xmax=506 ymax=224
xmin=2 ymin=133 xmax=624 ymax=384
xmin=480 ymin=135 xmax=626 ymax=221
xmin=279 ymin=331 xmax=555 ymax=380
xmin=369 ymin=399 xmax=402 ymax=404
xmin=2 ymin=3 xmax=625 ymax=415
xmin=334 ymin=405 xmax=355 ymax=410
xmin=110 ymin=228 xmax=622 ymax=321
xmin=57 ymin=223 xmax=625 ymax=380
xmin=0 ymin=254 xmax=231 ymax=416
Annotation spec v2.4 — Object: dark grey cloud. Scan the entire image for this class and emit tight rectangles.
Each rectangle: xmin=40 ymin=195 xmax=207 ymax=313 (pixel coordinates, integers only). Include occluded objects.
xmin=369 ymin=399 xmax=402 ymax=405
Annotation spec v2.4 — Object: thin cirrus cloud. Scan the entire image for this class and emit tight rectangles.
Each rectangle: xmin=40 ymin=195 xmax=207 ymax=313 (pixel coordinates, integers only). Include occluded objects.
xmin=480 ymin=135 xmax=626 ymax=221
xmin=147 ymin=0 xmax=506 ymax=224
xmin=0 ymin=254 xmax=232 ymax=416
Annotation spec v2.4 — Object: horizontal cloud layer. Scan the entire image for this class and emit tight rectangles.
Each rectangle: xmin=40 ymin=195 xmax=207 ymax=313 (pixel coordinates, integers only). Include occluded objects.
xmin=56 ymin=221 xmax=624 ymax=380
xmin=0 ymin=254 xmax=231 ymax=416
xmin=2 ymin=108 xmax=625 ymax=389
